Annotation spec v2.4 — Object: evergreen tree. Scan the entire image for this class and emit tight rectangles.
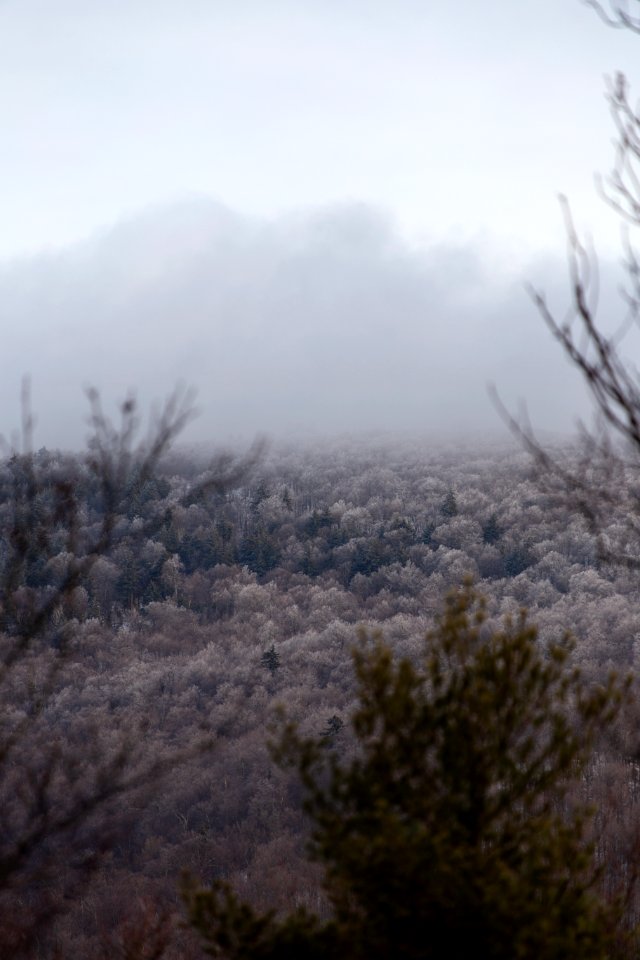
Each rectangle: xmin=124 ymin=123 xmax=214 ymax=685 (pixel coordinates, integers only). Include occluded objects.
xmin=503 ymin=543 xmax=533 ymax=577
xmin=441 ymin=489 xmax=458 ymax=518
xmin=320 ymin=714 xmax=344 ymax=748
xmin=482 ymin=512 xmax=501 ymax=544
xmin=261 ymin=644 xmax=280 ymax=675
xmin=184 ymin=583 xmax=632 ymax=960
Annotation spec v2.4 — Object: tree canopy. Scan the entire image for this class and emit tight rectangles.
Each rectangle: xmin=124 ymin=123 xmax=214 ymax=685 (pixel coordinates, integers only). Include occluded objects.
xmin=184 ymin=583 xmax=632 ymax=960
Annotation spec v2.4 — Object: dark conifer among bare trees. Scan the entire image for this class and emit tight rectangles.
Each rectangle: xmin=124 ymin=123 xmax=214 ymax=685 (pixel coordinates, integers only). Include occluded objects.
xmin=184 ymin=584 xmax=631 ymax=960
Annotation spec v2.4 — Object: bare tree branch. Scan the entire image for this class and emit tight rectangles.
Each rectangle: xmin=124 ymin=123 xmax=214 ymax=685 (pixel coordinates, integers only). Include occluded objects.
xmin=0 ymin=386 xmax=262 ymax=955
xmin=583 ymin=0 xmax=640 ymax=32
xmin=500 ymin=61 xmax=640 ymax=571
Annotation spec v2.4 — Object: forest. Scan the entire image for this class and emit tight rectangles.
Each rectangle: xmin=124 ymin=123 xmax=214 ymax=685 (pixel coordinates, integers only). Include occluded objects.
xmin=2 ymin=1 xmax=640 ymax=956
xmin=4 ymin=427 xmax=640 ymax=957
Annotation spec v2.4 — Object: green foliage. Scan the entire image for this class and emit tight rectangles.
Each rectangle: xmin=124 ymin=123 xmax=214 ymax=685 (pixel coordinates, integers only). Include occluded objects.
xmin=184 ymin=583 xmax=632 ymax=960
xmin=261 ymin=644 xmax=280 ymax=675
xmin=421 ymin=522 xmax=435 ymax=547
xmin=348 ymin=538 xmax=388 ymax=579
xmin=503 ymin=544 xmax=534 ymax=578
xmin=305 ymin=509 xmax=334 ymax=537
xmin=182 ymin=877 xmax=335 ymax=960
xmin=320 ymin=714 xmax=344 ymax=748
xmin=239 ymin=527 xmax=281 ymax=576
xmin=482 ymin=512 xmax=501 ymax=544
xmin=441 ymin=489 xmax=458 ymax=517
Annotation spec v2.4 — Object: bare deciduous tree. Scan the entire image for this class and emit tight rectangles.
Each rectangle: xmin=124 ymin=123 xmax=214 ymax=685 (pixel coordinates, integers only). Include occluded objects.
xmin=0 ymin=386 xmax=262 ymax=957
xmin=493 ymin=9 xmax=640 ymax=571
xmin=583 ymin=0 xmax=640 ymax=33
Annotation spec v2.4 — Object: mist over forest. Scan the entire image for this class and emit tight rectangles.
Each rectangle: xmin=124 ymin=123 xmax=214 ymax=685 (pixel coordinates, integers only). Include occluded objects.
xmin=0 ymin=197 xmax=614 ymax=449
xmin=5 ymin=0 xmax=640 ymax=955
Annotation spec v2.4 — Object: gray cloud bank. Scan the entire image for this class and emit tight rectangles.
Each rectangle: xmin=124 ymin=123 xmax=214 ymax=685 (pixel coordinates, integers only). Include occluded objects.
xmin=0 ymin=198 xmax=619 ymax=449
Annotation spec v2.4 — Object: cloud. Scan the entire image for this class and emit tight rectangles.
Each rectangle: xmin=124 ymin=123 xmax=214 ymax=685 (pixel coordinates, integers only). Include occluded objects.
xmin=0 ymin=197 xmax=621 ymax=449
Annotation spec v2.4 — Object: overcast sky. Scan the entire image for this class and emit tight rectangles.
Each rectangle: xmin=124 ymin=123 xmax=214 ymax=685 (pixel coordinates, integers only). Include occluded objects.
xmin=0 ymin=0 xmax=638 ymax=446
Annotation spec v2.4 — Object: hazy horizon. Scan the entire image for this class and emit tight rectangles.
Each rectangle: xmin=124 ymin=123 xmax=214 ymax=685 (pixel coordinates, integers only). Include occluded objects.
xmin=0 ymin=196 xmax=622 ymax=450
xmin=0 ymin=0 xmax=637 ymax=449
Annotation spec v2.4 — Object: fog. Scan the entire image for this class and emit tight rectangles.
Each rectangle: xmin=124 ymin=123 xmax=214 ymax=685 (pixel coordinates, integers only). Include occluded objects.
xmin=0 ymin=198 xmax=625 ymax=449
xmin=0 ymin=1 xmax=636 ymax=451
xmin=1 ymin=0 xmax=637 ymax=259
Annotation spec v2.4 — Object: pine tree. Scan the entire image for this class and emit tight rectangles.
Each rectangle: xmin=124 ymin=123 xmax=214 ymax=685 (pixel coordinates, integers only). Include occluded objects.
xmin=482 ymin=512 xmax=501 ymax=544
xmin=320 ymin=714 xmax=344 ymax=748
xmin=441 ymin=489 xmax=458 ymax=518
xmin=261 ymin=644 xmax=280 ymax=675
xmin=184 ymin=583 xmax=632 ymax=960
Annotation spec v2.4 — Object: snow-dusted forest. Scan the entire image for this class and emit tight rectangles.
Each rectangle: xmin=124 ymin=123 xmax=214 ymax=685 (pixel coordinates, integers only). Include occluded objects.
xmin=2 ymin=0 xmax=640 ymax=954
xmin=4 ymin=434 xmax=640 ymax=956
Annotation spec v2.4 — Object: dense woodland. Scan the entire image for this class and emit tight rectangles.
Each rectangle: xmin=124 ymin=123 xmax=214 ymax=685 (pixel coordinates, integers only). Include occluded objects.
xmin=1 ymin=0 xmax=639 ymax=953
xmin=4 ymin=434 xmax=640 ymax=957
